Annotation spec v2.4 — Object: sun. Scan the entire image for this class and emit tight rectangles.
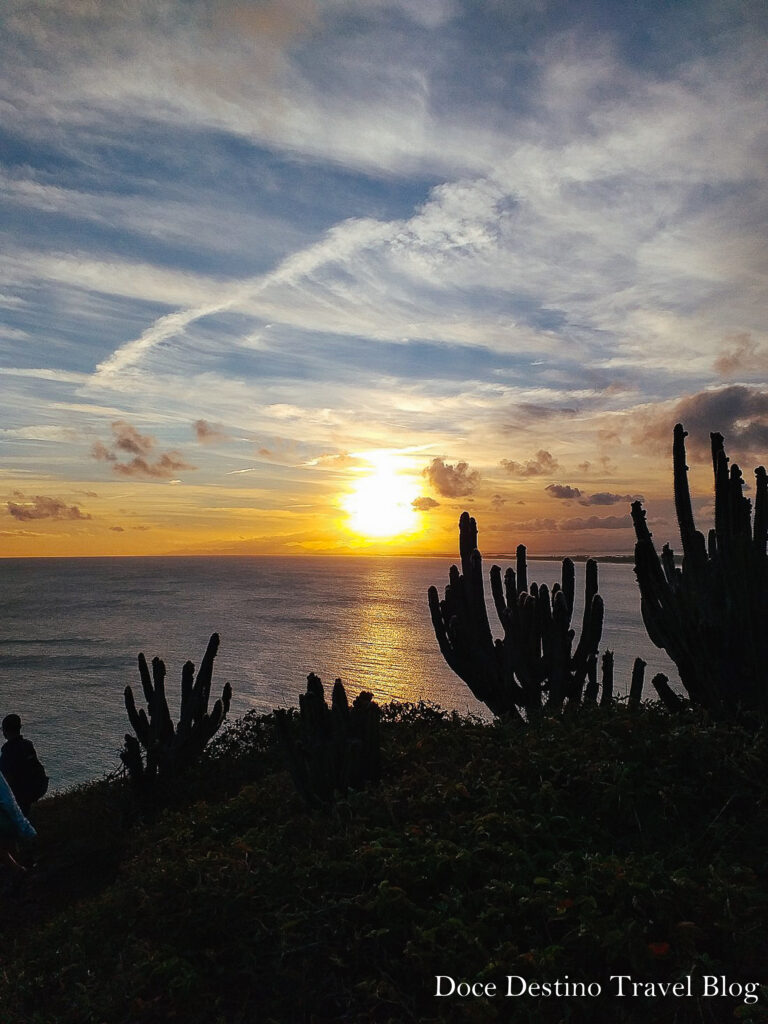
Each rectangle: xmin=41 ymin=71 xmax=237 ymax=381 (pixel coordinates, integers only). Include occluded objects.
xmin=342 ymin=456 xmax=420 ymax=538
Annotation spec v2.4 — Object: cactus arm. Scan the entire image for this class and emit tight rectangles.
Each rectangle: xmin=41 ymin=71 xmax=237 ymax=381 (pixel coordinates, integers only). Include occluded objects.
xmin=192 ymin=633 xmax=220 ymax=725
xmin=137 ymin=653 xmax=154 ymax=705
xmin=124 ymin=686 xmax=151 ymax=748
xmin=178 ymin=660 xmax=195 ymax=737
xmin=516 ymin=544 xmax=528 ymax=596
xmin=628 ymin=657 xmax=646 ymax=708
xmin=490 ymin=564 xmax=508 ymax=626
xmin=600 ymin=650 xmax=614 ymax=706
xmin=753 ymin=466 xmax=767 ymax=557
xmin=151 ymin=657 xmax=175 ymax=746
xmin=651 ymin=673 xmax=684 ymax=712
xmin=561 ymin=557 xmax=575 ymax=621
xmin=673 ymin=423 xmax=707 ymax=570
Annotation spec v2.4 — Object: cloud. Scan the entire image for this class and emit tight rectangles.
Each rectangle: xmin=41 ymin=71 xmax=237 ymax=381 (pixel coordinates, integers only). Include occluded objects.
xmin=112 ymin=420 xmax=154 ymax=455
xmin=0 ymin=425 xmax=78 ymax=442
xmin=513 ymin=517 xmax=558 ymax=533
xmin=423 ymin=457 xmax=480 ymax=497
xmin=113 ymin=452 xmax=195 ymax=479
xmin=561 ymin=515 xmax=631 ymax=531
xmin=193 ymin=418 xmax=229 ymax=443
xmin=7 ymin=495 xmax=91 ymax=521
xmin=304 ymin=451 xmax=362 ymax=469
xmin=545 ymin=483 xmax=582 ymax=500
xmin=91 ymin=441 xmax=117 ymax=461
xmin=579 ymin=491 xmax=641 ymax=506
xmin=501 ymin=450 xmax=559 ymax=478
xmin=638 ymin=385 xmax=768 ymax=460
xmin=578 ymin=456 xmax=617 ymax=475
xmin=91 ymin=420 xmax=197 ymax=478
xmin=491 ymin=493 xmax=506 ymax=509
xmin=110 ymin=525 xmax=125 ymax=532
xmin=412 ymin=495 xmax=440 ymax=510
xmin=713 ymin=333 xmax=768 ymax=377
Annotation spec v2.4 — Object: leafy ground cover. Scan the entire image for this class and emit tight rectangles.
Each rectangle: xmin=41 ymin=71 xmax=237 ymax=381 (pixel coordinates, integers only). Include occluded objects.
xmin=0 ymin=703 xmax=766 ymax=1023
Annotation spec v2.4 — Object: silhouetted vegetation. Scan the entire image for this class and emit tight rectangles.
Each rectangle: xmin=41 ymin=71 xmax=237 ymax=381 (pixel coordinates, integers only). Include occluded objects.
xmin=632 ymin=424 xmax=768 ymax=720
xmin=429 ymin=511 xmax=614 ymax=717
xmin=276 ymin=673 xmax=381 ymax=807
xmin=121 ymin=632 xmax=232 ymax=789
xmin=1 ymin=703 xmax=767 ymax=1023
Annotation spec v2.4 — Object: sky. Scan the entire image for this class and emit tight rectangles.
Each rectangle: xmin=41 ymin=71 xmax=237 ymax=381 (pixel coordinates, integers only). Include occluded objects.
xmin=1 ymin=0 xmax=767 ymax=557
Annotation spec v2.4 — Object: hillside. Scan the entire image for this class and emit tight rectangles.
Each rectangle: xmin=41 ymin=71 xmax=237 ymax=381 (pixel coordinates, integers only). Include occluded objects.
xmin=1 ymin=703 xmax=766 ymax=1023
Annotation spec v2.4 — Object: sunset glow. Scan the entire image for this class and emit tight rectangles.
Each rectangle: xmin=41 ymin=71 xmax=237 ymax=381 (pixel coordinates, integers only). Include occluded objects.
xmin=342 ymin=458 xmax=420 ymax=539
xmin=1 ymin=3 xmax=766 ymax=558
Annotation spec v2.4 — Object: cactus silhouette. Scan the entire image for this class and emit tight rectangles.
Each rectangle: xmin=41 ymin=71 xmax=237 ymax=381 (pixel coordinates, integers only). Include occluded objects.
xmin=275 ymin=674 xmax=380 ymax=807
xmin=121 ymin=632 xmax=232 ymax=784
xmin=632 ymin=424 xmax=767 ymax=718
xmin=428 ymin=512 xmax=612 ymax=717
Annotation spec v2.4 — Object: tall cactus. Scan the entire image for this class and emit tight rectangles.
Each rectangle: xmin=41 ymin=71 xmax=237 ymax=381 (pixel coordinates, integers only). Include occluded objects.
xmin=631 ymin=424 xmax=768 ymax=718
xmin=428 ymin=512 xmax=606 ymax=717
xmin=275 ymin=674 xmax=381 ymax=807
xmin=121 ymin=632 xmax=233 ymax=783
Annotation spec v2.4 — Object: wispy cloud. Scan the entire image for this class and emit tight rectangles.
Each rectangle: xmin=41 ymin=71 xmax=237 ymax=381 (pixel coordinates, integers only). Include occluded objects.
xmin=1 ymin=1 xmax=766 ymax=554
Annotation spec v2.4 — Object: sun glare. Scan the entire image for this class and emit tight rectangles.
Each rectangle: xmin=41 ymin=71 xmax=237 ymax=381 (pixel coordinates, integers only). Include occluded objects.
xmin=343 ymin=457 xmax=420 ymax=538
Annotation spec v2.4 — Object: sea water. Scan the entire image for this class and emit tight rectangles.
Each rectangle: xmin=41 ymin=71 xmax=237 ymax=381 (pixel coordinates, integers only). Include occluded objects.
xmin=0 ymin=556 xmax=677 ymax=790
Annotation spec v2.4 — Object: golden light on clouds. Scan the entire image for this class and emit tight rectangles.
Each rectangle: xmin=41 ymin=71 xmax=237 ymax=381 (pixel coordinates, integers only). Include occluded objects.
xmin=342 ymin=454 xmax=421 ymax=539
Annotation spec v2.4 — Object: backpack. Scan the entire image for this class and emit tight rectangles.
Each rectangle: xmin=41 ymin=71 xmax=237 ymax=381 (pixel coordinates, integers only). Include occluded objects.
xmin=27 ymin=755 xmax=49 ymax=803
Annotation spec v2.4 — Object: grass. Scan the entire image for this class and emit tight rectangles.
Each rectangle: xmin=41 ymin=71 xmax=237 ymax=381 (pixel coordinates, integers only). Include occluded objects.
xmin=0 ymin=702 xmax=766 ymax=1023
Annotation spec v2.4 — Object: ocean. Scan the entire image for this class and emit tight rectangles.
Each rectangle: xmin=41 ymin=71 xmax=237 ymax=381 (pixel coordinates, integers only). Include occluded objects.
xmin=0 ymin=555 xmax=678 ymax=791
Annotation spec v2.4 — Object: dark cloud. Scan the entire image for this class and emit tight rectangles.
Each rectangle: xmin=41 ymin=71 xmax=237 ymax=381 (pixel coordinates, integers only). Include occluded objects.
xmin=491 ymin=493 xmax=506 ymax=509
xmin=501 ymin=450 xmax=559 ymax=478
xmin=579 ymin=491 xmax=642 ymax=506
xmin=91 ymin=421 xmax=197 ymax=478
xmin=713 ymin=333 xmax=767 ymax=377
xmin=112 ymin=420 xmax=153 ymax=456
xmin=113 ymin=452 xmax=195 ymax=479
xmin=561 ymin=515 xmax=631 ymax=531
xmin=7 ymin=495 xmax=91 ymax=521
xmin=423 ymin=458 xmax=480 ymax=497
xmin=110 ymin=526 xmax=125 ymax=532
xmin=91 ymin=441 xmax=116 ymax=462
xmin=193 ymin=419 xmax=229 ymax=443
xmin=412 ymin=496 xmax=440 ymax=511
xmin=638 ymin=386 xmax=768 ymax=460
xmin=546 ymin=483 xmax=582 ymax=500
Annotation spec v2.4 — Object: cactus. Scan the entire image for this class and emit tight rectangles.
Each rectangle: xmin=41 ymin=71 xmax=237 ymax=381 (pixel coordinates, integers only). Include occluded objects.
xmin=275 ymin=674 xmax=380 ymax=807
xmin=121 ymin=632 xmax=233 ymax=784
xmin=631 ymin=423 xmax=768 ymax=718
xmin=428 ymin=512 xmax=609 ymax=717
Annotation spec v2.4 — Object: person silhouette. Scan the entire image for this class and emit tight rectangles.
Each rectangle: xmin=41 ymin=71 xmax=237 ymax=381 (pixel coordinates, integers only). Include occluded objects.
xmin=0 ymin=714 xmax=48 ymax=818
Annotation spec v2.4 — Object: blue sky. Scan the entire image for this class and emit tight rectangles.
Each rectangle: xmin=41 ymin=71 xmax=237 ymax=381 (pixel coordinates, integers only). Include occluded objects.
xmin=1 ymin=0 xmax=767 ymax=555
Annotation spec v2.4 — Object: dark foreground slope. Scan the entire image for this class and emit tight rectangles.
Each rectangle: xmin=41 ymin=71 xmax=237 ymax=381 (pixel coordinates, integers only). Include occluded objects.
xmin=0 ymin=704 xmax=766 ymax=1024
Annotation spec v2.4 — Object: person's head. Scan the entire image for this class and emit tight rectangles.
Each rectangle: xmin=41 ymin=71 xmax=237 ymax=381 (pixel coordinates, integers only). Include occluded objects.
xmin=2 ymin=714 xmax=21 ymax=739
